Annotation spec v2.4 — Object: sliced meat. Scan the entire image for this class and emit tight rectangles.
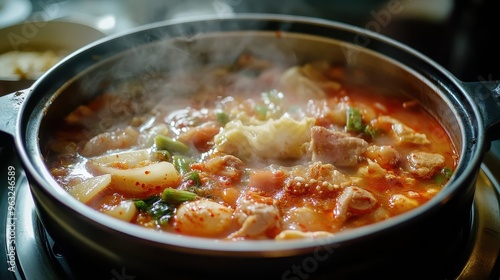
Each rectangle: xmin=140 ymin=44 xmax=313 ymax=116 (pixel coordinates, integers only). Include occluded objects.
xmin=365 ymin=145 xmax=400 ymax=168
xmin=194 ymin=155 xmax=245 ymax=183
xmin=374 ymin=116 xmax=430 ymax=145
xmin=392 ymin=123 xmax=430 ymax=145
xmin=358 ymin=160 xmax=417 ymax=189
xmin=285 ymin=162 xmax=357 ymax=195
xmin=229 ymin=192 xmax=280 ymax=238
xmin=407 ymin=151 xmax=445 ymax=178
xmin=334 ymin=186 xmax=378 ymax=223
xmin=310 ymin=126 xmax=368 ymax=167
xmin=358 ymin=159 xmax=387 ymax=179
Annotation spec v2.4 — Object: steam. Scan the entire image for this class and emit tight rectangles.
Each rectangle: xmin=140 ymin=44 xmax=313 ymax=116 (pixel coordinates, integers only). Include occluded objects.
xmin=67 ymin=13 xmax=407 ymax=150
xmin=71 ymin=21 xmax=308 ymax=140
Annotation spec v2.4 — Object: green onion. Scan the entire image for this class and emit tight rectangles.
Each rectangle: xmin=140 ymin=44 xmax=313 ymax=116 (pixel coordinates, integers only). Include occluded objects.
xmin=154 ymin=135 xmax=190 ymax=154
xmin=346 ymin=107 xmax=364 ymax=132
xmin=151 ymin=150 xmax=172 ymax=162
xmin=162 ymin=188 xmax=198 ymax=204
xmin=363 ymin=125 xmax=380 ymax=139
xmin=148 ymin=201 xmax=174 ymax=224
xmin=134 ymin=200 xmax=148 ymax=211
xmin=433 ymin=167 xmax=453 ymax=184
xmin=172 ymin=155 xmax=195 ymax=175
xmin=134 ymin=195 xmax=160 ymax=210
xmin=134 ymin=196 xmax=175 ymax=225
xmin=254 ymin=104 xmax=268 ymax=120
xmin=216 ymin=112 xmax=230 ymax=126
xmin=185 ymin=171 xmax=202 ymax=187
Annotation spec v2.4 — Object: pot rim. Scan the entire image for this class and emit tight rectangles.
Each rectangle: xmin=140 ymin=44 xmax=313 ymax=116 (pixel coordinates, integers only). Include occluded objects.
xmin=14 ymin=13 xmax=486 ymax=255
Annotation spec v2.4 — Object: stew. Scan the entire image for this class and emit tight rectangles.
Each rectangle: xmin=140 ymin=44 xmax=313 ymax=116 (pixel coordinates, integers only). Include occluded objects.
xmin=45 ymin=54 xmax=458 ymax=240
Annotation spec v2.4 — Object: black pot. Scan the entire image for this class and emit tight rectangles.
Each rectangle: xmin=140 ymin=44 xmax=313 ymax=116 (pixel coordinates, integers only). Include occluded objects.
xmin=1 ymin=14 xmax=499 ymax=280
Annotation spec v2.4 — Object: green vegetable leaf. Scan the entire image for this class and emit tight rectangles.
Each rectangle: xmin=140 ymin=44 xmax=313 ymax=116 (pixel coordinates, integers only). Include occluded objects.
xmin=149 ymin=201 xmax=174 ymax=223
xmin=346 ymin=107 xmax=364 ymax=132
xmin=134 ymin=196 xmax=175 ymax=225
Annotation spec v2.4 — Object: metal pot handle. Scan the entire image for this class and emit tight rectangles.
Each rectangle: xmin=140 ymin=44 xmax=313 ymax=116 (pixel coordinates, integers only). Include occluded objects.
xmin=462 ymin=80 xmax=500 ymax=141
xmin=0 ymin=90 xmax=28 ymax=142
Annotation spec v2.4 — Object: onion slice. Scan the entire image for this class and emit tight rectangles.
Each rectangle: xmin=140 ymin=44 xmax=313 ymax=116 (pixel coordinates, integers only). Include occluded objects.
xmin=68 ymin=174 xmax=112 ymax=203
xmin=87 ymin=161 xmax=180 ymax=198
xmin=87 ymin=149 xmax=151 ymax=166
xmin=102 ymin=200 xmax=138 ymax=222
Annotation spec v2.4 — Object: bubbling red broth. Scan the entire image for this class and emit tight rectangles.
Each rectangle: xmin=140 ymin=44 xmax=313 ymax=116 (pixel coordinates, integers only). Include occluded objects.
xmin=45 ymin=55 xmax=458 ymax=241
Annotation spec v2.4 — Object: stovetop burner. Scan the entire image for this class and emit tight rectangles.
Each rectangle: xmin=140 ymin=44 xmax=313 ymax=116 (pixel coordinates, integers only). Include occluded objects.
xmin=1 ymin=144 xmax=500 ymax=279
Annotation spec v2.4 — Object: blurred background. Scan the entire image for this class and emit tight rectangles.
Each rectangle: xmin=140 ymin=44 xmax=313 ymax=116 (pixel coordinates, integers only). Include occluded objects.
xmin=1 ymin=0 xmax=499 ymax=155
xmin=1 ymin=0 xmax=498 ymax=82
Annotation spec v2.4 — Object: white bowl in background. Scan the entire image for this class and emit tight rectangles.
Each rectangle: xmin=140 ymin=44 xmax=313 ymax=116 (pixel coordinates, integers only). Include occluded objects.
xmin=0 ymin=0 xmax=32 ymax=29
xmin=0 ymin=20 xmax=105 ymax=93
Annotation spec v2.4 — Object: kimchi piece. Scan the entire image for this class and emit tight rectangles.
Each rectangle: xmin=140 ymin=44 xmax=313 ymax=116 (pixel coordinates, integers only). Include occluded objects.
xmin=45 ymin=56 xmax=458 ymax=241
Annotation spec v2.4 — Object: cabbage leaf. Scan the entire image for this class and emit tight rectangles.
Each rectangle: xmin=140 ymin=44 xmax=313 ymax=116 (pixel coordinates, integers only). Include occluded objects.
xmin=214 ymin=116 xmax=315 ymax=162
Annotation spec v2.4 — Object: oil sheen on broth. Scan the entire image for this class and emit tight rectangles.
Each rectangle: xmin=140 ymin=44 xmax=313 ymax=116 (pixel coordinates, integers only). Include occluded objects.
xmin=45 ymin=54 xmax=458 ymax=240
